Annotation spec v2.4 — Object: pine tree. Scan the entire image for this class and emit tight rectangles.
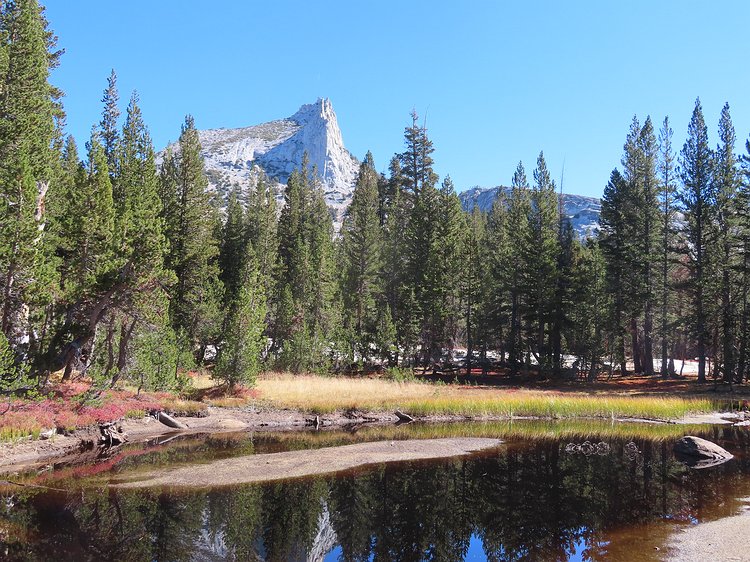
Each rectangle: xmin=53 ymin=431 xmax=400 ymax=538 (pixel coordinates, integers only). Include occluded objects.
xmin=0 ymin=0 xmax=60 ymax=352
xmin=399 ymin=110 xmax=437 ymax=196
xmin=48 ymin=135 xmax=83 ymax=298
xmin=600 ymin=169 xmax=630 ymax=375
xmin=637 ymin=117 xmax=660 ymax=375
xmin=340 ymin=152 xmax=383 ymax=360
xmin=305 ymin=172 xmax=338 ymax=370
xmin=551 ymin=219 xmax=576 ymax=377
xmin=527 ymin=152 xmax=560 ymax=373
xmin=397 ymin=111 xmax=443 ymax=366
xmin=738 ymin=132 xmax=750 ymax=382
xmin=678 ymin=98 xmax=714 ymax=383
xmin=66 ymin=129 xmax=116 ymax=296
xmin=463 ymin=206 xmax=487 ymax=374
xmin=657 ymin=116 xmax=678 ymax=376
xmin=620 ymin=116 xmax=648 ymax=374
xmin=485 ymin=191 xmax=509 ymax=361
xmin=274 ymin=158 xmax=337 ymax=372
xmin=713 ymin=103 xmax=740 ymax=383
xmin=504 ymin=162 xmax=532 ymax=376
xmin=214 ymin=245 xmax=267 ymax=390
xmin=159 ymin=115 xmax=222 ymax=361
xmin=246 ymin=171 xmax=278 ymax=306
xmin=99 ymin=69 xmax=120 ymax=173
xmin=118 ymin=92 xmax=168 ymax=283
xmin=84 ymin=91 xmax=170 ymax=387
xmin=568 ymin=239 xmax=607 ymax=380
xmin=218 ymin=186 xmax=245 ymax=307
xmin=432 ymin=177 xmax=466 ymax=358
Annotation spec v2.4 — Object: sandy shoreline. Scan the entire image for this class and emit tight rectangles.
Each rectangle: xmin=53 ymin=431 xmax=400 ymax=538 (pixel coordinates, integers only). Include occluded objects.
xmin=666 ymin=509 xmax=750 ymax=561
xmin=111 ymin=437 xmax=503 ymax=488
xmin=0 ymin=407 xmax=742 ymax=476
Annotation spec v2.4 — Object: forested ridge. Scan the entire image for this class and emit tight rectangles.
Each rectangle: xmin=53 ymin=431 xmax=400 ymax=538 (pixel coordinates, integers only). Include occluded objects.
xmin=3 ymin=0 xmax=750 ymax=397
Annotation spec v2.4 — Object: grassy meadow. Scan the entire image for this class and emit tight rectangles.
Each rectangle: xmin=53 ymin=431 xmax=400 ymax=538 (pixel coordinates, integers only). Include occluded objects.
xmin=255 ymin=374 xmax=715 ymax=421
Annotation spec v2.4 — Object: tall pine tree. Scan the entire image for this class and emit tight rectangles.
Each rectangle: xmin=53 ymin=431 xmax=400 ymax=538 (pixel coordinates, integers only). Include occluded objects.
xmin=159 ymin=115 xmax=223 ymax=362
xmin=678 ymin=99 xmax=714 ymax=383
xmin=340 ymin=152 xmax=383 ymax=361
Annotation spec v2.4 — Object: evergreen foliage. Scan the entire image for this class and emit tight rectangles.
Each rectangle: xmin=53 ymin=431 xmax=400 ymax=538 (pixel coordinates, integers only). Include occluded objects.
xmin=159 ymin=115 xmax=222 ymax=362
xmin=215 ymin=245 xmax=266 ymax=389
xmin=678 ymin=99 xmax=714 ymax=382
xmin=3 ymin=6 xmax=750 ymax=393
xmin=340 ymin=152 xmax=383 ymax=361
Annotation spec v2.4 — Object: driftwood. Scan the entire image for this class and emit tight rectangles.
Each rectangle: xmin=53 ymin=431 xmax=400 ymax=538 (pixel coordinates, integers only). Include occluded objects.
xmin=394 ymin=410 xmax=415 ymax=423
xmin=156 ymin=411 xmax=187 ymax=429
xmin=99 ymin=421 xmax=128 ymax=447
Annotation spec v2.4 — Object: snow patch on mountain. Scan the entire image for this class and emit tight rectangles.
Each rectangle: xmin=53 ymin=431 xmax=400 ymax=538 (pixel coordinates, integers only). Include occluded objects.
xmin=460 ymin=186 xmax=601 ymax=238
xmin=161 ymin=98 xmax=360 ymax=226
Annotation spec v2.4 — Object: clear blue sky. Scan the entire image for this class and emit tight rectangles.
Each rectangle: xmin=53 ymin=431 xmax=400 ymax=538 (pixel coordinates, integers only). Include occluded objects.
xmin=44 ymin=1 xmax=750 ymax=199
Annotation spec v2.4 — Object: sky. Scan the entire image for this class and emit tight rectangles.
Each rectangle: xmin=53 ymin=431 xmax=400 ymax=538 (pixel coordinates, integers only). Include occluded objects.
xmin=44 ymin=1 xmax=750 ymax=199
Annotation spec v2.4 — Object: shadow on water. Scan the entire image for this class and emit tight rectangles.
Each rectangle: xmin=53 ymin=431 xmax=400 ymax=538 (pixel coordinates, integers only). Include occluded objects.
xmin=1 ymin=421 xmax=750 ymax=561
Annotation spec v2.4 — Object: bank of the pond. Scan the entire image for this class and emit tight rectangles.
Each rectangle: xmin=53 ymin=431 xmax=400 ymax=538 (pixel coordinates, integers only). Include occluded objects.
xmin=0 ymin=374 xmax=738 ymax=475
xmin=666 ymin=510 xmax=750 ymax=561
xmin=0 ymin=407 xmax=736 ymax=477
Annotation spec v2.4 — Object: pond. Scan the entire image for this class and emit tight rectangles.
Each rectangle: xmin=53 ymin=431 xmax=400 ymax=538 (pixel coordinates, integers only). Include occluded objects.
xmin=1 ymin=421 xmax=749 ymax=561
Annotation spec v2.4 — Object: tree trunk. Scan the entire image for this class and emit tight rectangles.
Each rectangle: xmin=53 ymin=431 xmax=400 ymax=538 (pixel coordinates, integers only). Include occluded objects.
xmin=722 ymin=243 xmax=734 ymax=383
xmin=738 ymin=245 xmax=749 ymax=383
xmin=631 ymin=318 xmax=642 ymax=374
xmin=643 ymin=301 xmax=655 ymax=375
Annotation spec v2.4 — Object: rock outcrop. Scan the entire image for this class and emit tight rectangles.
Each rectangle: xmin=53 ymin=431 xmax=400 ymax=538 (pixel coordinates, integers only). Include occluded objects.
xmin=674 ymin=436 xmax=734 ymax=469
xmin=161 ymin=98 xmax=359 ymax=227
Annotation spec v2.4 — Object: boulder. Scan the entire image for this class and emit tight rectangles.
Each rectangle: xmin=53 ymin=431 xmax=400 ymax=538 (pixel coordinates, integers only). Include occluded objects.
xmin=674 ymin=436 xmax=734 ymax=469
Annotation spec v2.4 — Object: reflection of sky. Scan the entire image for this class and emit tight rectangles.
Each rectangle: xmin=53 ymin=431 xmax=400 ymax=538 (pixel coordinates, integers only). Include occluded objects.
xmin=323 ymin=533 xmax=590 ymax=561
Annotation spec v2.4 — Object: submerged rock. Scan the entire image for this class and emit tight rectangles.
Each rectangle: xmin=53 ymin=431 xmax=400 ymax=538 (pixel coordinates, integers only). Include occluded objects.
xmin=674 ymin=436 xmax=734 ymax=469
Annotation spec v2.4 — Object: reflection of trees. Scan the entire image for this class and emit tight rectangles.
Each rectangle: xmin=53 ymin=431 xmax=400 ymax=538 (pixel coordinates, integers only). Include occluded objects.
xmin=4 ymin=428 xmax=750 ymax=561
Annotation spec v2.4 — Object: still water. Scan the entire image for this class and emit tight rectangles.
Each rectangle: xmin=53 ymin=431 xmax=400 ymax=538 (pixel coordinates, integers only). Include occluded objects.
xmin=1 ymin=421 xmax=749 ymax=561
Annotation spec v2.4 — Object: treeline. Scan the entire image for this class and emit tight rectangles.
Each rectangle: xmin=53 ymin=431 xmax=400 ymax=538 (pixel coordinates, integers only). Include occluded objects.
xmin=3 ymin=2 xmax=750 ymax=396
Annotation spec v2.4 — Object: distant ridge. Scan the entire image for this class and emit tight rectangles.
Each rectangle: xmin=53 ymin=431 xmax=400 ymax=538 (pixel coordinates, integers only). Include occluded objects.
xmin=459 ymin=186 xmax=601 ymax=238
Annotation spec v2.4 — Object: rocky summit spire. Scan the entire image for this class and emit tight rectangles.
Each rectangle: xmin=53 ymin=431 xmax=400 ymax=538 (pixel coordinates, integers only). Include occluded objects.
xmin=259 ymin=98 xmax=358 ymax=215
xmin=166 ymin=98 xmax=359 ymax=226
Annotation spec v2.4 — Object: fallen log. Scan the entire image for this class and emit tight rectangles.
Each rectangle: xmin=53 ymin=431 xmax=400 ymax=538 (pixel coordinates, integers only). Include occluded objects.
xmin=394 ymin=410 xmax=415 ymax=423
xmin=155 ymin=411 xmax=187 ymax=429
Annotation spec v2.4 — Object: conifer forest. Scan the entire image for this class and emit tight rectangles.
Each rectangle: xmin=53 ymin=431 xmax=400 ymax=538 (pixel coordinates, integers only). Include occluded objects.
xmin=3 ymin=0 xmax=750 ymax=398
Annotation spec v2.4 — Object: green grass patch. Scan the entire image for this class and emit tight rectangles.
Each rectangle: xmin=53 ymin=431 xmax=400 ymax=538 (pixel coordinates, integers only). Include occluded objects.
xmin=399 ymin=395 xmax=714 ymax=421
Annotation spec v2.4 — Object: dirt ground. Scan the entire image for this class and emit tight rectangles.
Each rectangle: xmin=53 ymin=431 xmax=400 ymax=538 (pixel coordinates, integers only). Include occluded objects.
xmin=112 ymin=437 xmax=503 ymax=488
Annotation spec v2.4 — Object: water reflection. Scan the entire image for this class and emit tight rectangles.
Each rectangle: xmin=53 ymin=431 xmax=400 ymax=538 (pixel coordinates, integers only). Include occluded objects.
xmin=1 ymin=425 xmax=749 ymax=561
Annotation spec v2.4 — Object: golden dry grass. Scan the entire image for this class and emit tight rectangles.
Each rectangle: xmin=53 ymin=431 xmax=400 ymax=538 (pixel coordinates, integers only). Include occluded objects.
xmin=255 ymin=374 xmax=714 ymax=420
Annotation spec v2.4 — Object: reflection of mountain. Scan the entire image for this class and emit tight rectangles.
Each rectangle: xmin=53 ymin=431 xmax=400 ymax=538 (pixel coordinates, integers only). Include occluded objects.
xmin=12 ymin=427 xmax=750 ymax=561
xmin=306 ymin=503 xmax=338 ymax=562
xmin=460 ymin=185 xmax=602 ymax=238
